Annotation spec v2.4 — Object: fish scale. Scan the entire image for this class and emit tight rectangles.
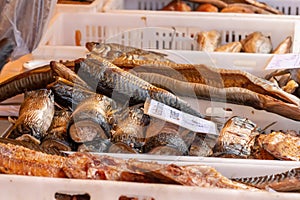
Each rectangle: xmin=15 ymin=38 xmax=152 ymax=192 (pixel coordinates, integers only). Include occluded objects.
xmin=232 ymin=167 xmax=300 ymax=191
xmin=78 ymin=56 xmax=203 ymax=118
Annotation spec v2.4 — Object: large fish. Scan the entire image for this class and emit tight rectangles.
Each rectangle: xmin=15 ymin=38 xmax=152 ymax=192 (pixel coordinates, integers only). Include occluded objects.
xmin=76 ymin=55 xmax=204 ymax=118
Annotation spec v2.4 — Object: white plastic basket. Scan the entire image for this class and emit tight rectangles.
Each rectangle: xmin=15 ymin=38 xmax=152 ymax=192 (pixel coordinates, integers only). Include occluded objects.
xmin=34 ymin=12 xmax=300 ymax=60
xmin=55 ymin=0 xmax=104 ymax=13
xmin=1 ymin=173 xmax=300 ymax=200
xmin=102 ymin=0 xmax=300 ymax=15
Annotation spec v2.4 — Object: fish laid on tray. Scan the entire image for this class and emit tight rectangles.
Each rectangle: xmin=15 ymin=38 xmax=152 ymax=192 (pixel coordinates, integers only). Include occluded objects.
xmin=0 ymin=142 xmax=260 ymax=191
xmin=87 ymin=43 xmax=300 ymax=121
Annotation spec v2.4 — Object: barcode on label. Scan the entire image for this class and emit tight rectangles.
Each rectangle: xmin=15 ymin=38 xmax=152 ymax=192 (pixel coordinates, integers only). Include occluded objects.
xmin=144 ymin=98 xmax=217 ymax=135
xmin=150 ymin=101 xmax=163 ymax=116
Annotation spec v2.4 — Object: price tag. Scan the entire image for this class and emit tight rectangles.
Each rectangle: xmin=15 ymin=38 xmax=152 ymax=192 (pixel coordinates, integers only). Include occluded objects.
xmin=265 ymin=54 xmax=300 ymax=70
xmin=144 ymin=98 xmax=218 ymax=135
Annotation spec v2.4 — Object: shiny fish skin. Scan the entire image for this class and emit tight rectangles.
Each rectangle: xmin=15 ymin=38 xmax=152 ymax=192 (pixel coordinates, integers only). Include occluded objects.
xmin=232 ymin=167 xmax=300 ymax=192
xmin=67 ymin=94 xmax=117 ymax=142
xmin=128 ymin=60 xmax=300 ymax=106
xmin=77 ymin=56 xmax=203 ymax=118
xmin=86 ymin=42 xmax=171 ymax=63
xmin=136 ymin=72 xmax=300 ymax=121
xmin=5 ymin=89 xmax=55 ymax=140
xmin=213 ymin=116 xmax=260 ymax=158
xmin=0 ymin=65 xmax=55 ymax=103
xmin=50 ymin=61 xmax=91 ymax=90
xmin=48 ymin=77 xmax=95 ymax=109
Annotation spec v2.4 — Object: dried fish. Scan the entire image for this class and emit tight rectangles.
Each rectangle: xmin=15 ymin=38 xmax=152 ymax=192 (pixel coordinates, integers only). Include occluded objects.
xmin=128 ymin=61 xmax=300 ymax=106
xmin=161 ymin=0 xmax=192 ymax=11
xmin=0 ymin=65 xmax=54 ymax=103
xmin=4 ymin=89 xmax=55 ymax=140
xmin=257 ymin=131 xmax=300 ymax=161
xmin=244 ymin=0 xmax=282 ymax=14
xmin=214 ymin=41 xmax=242 ymax=52
xmin=108 ymin=142 xmax=139 ymax=154
xmin=195 ymin=3 xmax=219 ymax=12
xmin=135 ymin=72 xmax=300 ymax=121
xmin=221 ymin=3 xmax=273 ymax=14
xmin=48 ymin=77 xmax=95 ymax=109
xmin=189 ymin=133 xmax=215 ymax=157
xmin=64 ymin=153 xmax=259 ymax=190
xmin=241 ymin=32 xmax=273 ymax=53
xmin=232 ymin=167 xmax=300 ymax=191
xmin=77 ymin=55 xmax=204 ymax=118
xmin=213 ymin=116 xmax=260 ymax=158
xmin=0 ymin=142 xmax=66 ymax=177
xmin=41 ymin=108 xmax=75 ymax=152
xmin=86 ymin=42 xmax=171 ymax=63
xmin=111 ymin=106 xmax=149 ymax=150
xmin=272 ymin=36 xmax=293 ymax=54
xmin=282 ymin=79 xmax=298 ymax=94
xmin=144 ymin=122 xmax=189 ymax=156
xmin=68 ymin=94 xmax=116 ymax=143
xmin=50 ymin=61 xmax=91 ymax=90
xmin=196 ymin=30 xmax=221 ymax=52
xmin=77 ymin=138 xmax=112 ymax=153
xmin=189 ymin=0 xmax=228 ymax=8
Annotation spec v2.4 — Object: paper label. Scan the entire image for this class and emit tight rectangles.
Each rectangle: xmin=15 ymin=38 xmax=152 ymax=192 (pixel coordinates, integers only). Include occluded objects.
xmin=265 ymin=54 xmax=300 ymax=70
xmin=144 ymin=98 xmax=218 ymax=135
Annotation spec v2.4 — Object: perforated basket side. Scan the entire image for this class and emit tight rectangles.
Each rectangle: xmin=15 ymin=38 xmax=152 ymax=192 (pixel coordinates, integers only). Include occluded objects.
xmin=34 ymin=12 xmax=300 ymax=60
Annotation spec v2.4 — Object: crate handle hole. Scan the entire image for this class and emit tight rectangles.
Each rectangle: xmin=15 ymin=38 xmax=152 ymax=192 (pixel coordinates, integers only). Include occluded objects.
xmin=119 ymin=195 xmax=155 ymax=200
xmin=55 ymin=192 xmax=90 ymax=200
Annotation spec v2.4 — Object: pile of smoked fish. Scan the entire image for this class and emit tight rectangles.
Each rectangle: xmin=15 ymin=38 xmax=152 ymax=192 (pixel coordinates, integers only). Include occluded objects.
xmin=1 ymin=42 xmax=300 ymax=192
xmin=159 ymin=0 xmax=282 ymax=15
xmin=195 ymin=30 xmax=292 ymax=54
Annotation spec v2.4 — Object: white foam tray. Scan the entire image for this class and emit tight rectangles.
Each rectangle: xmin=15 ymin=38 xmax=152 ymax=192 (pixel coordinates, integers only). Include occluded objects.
xmin=55 ymin=0 xmax=105 ymax=13
xmin=103 ymin=0 xmax=300 ymax=15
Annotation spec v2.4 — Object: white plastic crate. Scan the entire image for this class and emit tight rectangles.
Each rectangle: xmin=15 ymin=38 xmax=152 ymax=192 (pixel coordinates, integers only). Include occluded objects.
xmin=1 ymin=174 xmax=300 ymax=200
xmin=55 ymin=0 xmax=104 ymax=13
xmin=34 ymin=12 xmax=300 ymax=60
xmin=1 ymin=157 xmax=300 ymax=200
xmin=102 ymin=0 xmax=300 ymax=15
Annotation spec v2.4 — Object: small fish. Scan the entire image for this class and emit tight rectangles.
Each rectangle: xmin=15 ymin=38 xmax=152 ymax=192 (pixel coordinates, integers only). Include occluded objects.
xmin=111 ymin=105 xmax=150 ymax=150
xmin=241 ymin=32 xmax=273 ymax=53
xmin=144 ymin=122 xmax=189 ymax=156
xmin=213 ymin=116 xmax=261 ymax=158
xmin=67 ymin=94 xmax=116 ymax=143
xmin=50 ymin=61 xmax=91 ymax=90
xmin=86 ymin=42 xmax=171 ymax=63
xmin=214 ymin=41 xmax=242 ymax=52
xmin=196 ymin=30 xmax=221 ymax=52
xmin=4 ymin=89 xmax=55 ymax=140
